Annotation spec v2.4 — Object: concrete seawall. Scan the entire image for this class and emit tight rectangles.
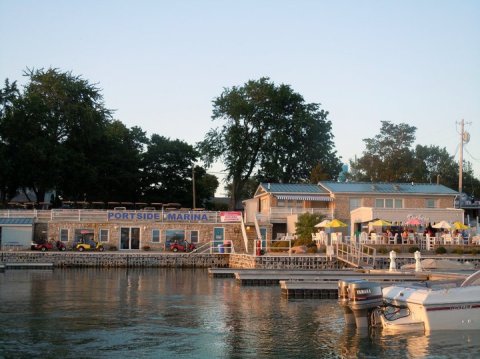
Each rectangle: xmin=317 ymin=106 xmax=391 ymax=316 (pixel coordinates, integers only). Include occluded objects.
xmin=1 ymin=252 xmax=480 ymax=270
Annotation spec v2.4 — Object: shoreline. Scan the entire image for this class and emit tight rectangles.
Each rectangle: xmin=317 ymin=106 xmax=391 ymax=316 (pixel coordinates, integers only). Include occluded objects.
xmin=1 ymin=251 xmax=480 ymax=270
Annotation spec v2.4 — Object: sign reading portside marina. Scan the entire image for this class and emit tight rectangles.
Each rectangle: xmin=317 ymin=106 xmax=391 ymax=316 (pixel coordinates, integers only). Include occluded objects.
xmin=107 ymin=211 xmax=210 ymax=222
xmin=220 ymin=211 xmax=242 ymax=222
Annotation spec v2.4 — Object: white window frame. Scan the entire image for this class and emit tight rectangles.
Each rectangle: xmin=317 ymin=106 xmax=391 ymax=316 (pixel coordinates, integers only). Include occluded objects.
xmin=60 ymin=228 xmax=69 ymax=242
xmin=99 ymin=229 xmax=109 ymax=242
xmin=152 ymin=229 xmax=161 ymax=243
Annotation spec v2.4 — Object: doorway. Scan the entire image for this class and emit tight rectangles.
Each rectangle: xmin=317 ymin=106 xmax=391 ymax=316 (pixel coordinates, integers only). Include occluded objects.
xmin=120 ymin=227 xmax=140 ymax=250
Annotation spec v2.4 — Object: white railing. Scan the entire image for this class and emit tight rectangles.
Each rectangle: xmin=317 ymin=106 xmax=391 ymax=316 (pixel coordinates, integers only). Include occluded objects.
xmin=0 ymin=209 xmax=224 ymax=223
xmin=266 ymin=207 xmax=331 ymax=221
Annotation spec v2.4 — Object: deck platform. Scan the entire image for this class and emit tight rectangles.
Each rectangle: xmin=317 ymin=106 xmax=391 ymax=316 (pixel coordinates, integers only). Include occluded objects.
xmin=3 ymin=262 xmax=54 ymax=270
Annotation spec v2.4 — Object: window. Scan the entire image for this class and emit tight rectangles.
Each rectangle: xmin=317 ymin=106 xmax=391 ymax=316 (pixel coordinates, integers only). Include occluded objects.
xmin=99 ymin=229 xmax=109 ymax=242
xmin=277 ymin=199 xmax=285 ymax=207
xmin=165 ymin=229 xmax=185 ymax=247
xmin=349 ymin=198 xmax=362 ymax=210
xmin=74 ymin=228 xmax=94 ymax=243
xmin=190 ymin=230 xmax=199 ymax=244
xmin=425 ymin=199 xmax=437 ymax=208
xmin=60 ymin=229 xmax=69 ymax=242
xmin=394 ymin=199 xmax=403 ymax=208
xmin=375 ymin=198 xmax=403 ymax=209
xmin=152 ymin=229 xmax=160 ymax=243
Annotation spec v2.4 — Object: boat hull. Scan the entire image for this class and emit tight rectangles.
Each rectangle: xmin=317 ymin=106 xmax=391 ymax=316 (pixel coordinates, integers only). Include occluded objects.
xmin=382 ymin=285 xmax=480 ymax=331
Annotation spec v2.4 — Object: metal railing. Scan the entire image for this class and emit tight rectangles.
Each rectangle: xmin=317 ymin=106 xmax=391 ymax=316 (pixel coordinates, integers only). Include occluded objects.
xmin=336 ymin=242 xmax=376 ymax=268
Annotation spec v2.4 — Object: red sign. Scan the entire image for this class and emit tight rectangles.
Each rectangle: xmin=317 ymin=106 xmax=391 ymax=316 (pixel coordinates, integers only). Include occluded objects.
xmin=220 ymin=211 xmax=242 ymax=222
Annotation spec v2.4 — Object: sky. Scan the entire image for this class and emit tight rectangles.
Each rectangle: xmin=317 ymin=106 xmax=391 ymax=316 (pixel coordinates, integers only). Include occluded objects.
xmin=1 ymin=0 xmax=479 ymax=195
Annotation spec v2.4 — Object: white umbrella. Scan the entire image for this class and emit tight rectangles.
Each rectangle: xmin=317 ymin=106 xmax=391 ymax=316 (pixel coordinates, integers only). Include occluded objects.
xmin=432 ymin=220 xmax=451 ymax=229
xmin=315 ymin=219 xmax=331 ymax=228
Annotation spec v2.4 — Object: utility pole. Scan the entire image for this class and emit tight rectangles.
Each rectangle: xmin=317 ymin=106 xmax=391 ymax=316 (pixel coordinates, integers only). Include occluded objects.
xmin=457 ymin=119 xmax=471 ymax=198
xmin=192 ymin=165 xmax=196 ymax=209
xmin=459 ymin=119 xmax=464 ymax=195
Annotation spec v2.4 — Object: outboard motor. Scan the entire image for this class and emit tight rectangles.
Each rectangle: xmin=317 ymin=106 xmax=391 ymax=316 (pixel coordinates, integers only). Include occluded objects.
xmin=338 ymin=279 xmax=362 ymax=325
xmin=347 ymin=281 xmax=383 ymax=328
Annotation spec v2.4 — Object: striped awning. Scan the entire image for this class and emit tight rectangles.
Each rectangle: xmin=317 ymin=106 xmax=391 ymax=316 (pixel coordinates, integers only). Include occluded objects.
xmin=275 ymin=195 xmax=333 ymax=201
xmin=0 ymin=217 xmax=34 ymax=225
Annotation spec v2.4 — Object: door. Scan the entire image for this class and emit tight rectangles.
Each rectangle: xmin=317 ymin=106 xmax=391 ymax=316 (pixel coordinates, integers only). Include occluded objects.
xmin=260 ymin=227 xmax=267 ymax=249
xmin=213 ymin=227 xmax=224 ymax=252
xmin=120 ymin=227 xmax=140 ymax=250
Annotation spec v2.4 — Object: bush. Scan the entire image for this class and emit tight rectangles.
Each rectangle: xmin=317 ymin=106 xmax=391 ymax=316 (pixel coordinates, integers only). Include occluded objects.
xmin=451 ymin=247 xmax=464 ymax=255
xmin=271 ymin=240 xmax=290 ymax=252
xmin=435 ymin=246 xmax=447 ymax=254
xmin=293 ymin=238 xmax=315 ymax=247
xmin=470 ymin=248 xmax=479 ymax=255
xmin=142 ymin=245 xmax=151 ymax=251
xmin=408 ymin=246 xmax=420 ymax=253
xmin=306 ymin=246 xmax=318 ymax=254
xmin=377 ymin=247 xmax=389 ymax=254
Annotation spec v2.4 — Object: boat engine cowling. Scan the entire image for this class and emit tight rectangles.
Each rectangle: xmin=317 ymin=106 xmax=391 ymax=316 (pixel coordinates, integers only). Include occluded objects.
xmin=347 ymin=281 xmax=383 ymax=328
xmin=338 ymin=279 xmax=362 ymax=325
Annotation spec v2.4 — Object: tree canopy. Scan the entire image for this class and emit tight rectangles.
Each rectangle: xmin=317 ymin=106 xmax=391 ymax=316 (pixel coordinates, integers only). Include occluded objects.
xmin=349 ymin=121 xmax=480 ymax=197
xmin=0 ymin=68 xmax=218 ymax=207
xmin=198 ymin=77 xmax=341 ymax=209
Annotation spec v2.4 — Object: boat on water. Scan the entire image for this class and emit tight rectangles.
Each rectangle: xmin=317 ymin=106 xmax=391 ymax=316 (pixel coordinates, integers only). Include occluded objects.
xmin=339 ymin=269 xmax=480 ymax=332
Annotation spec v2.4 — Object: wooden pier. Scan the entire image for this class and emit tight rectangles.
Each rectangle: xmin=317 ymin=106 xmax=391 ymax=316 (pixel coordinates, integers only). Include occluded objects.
xmin=2 ymin=262 xmax=54 ymax=270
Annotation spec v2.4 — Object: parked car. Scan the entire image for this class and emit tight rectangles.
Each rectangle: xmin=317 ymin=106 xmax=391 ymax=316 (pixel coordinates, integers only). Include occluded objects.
xmin=170 ymin=240 xmax=196 ymax=252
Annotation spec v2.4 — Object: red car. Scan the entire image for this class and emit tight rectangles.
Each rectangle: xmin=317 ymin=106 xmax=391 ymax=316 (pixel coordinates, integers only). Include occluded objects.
xmin=170 ymin=240 xmax=196 ymax=252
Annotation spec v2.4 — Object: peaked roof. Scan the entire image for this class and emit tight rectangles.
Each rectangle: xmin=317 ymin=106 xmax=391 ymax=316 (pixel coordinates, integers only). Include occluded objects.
xmin=255 ymin=183 xmax=329 ymax=196
xmin=318 ymin=181 xmax=458 ymax=195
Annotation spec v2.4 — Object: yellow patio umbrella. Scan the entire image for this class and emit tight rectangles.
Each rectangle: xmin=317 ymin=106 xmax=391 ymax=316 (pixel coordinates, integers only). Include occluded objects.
xmin=369 ymin=219 xmax=392 ymax=227
xmin=453 ymin=221 xmax=469 ymax=230
xmin=324 ymin=219 xmax=347 ymax=228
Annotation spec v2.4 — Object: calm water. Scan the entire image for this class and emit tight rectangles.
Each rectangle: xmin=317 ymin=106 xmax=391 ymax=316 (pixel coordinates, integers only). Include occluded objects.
xmin=1 ymin=268 xmax=479 ymax=359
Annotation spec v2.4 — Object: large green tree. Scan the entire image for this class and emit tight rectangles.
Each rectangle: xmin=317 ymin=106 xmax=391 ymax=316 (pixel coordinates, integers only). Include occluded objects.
xmin=142 ymin=135 xmax=218 ymax=207
xmin=198 ymin=77 xmax=341 ymax=209
xmin=349 ymin=121 xmax=416 ymax=182
xmin=0 ymin=68 xmax=113 ymax=204
xmin=348 ymin=121 xmax=480 ymax=198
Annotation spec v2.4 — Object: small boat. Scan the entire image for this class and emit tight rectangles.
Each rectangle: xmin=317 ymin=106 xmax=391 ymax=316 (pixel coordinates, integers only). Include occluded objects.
xmin=340 ymin=270 xmax=480 ymax=332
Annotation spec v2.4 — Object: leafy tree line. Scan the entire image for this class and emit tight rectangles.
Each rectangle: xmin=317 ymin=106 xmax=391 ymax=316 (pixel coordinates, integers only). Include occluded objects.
xmin=5 ymin=70 xmax=473 ymax=212
xmin=348 ymin=121 xmax=480 ymax=198
xmin=0 ymin=68 xmax=218 ymax=208
xmin=198 ymin=77 xmax=342 ymax=209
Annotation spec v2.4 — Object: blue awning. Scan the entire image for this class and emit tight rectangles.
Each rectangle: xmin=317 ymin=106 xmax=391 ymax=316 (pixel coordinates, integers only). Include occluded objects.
xmin=275 ymin=195 xmax=333 ymax=201
xmin=0 ymin=217 xmax=34 ymax=225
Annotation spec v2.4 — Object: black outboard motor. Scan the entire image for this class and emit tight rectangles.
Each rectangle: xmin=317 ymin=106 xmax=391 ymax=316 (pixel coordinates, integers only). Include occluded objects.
xmin=338 ymin=279 xmax=362 ymax=325
xmin=347 ymin=281 xmax=383 ymax=328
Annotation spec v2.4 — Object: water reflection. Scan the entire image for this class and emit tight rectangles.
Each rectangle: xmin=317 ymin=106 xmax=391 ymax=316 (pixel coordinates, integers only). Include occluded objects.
xmin=0 ymin=269 xmax=479 ymax=358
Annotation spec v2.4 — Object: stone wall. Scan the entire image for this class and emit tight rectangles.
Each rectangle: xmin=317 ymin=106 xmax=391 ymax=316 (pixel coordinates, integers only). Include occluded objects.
xmin=0 ymin=252 xmax=230 ymax=268
xmin=2 ymin=251 xmax=479 ymax=270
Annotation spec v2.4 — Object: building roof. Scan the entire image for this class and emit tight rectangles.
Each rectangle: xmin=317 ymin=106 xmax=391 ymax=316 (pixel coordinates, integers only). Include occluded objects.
xmin=318 ymin=181 xmax=458 ymax=195
xmin=256 ymin=183 xmax=329 ymax=195
xmin=0 ymin=217 xmax=34 ymax=225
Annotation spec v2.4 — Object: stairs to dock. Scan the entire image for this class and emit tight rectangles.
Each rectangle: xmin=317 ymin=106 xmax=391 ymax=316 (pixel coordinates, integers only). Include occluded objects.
xmin=335 ymin=242 xmax=376 ymax=269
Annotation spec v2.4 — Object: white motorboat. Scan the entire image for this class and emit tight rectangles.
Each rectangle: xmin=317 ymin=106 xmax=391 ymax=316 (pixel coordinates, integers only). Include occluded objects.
xmin=341 ymin=270 xmax=480 ymax=332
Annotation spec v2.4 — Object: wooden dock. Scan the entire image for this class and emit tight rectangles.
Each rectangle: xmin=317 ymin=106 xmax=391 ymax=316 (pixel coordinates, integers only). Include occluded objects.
xmin=3 ymin=263 xmax=54 ymax=270
xmin=209 ymin=268 xmax=429 ymax=285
